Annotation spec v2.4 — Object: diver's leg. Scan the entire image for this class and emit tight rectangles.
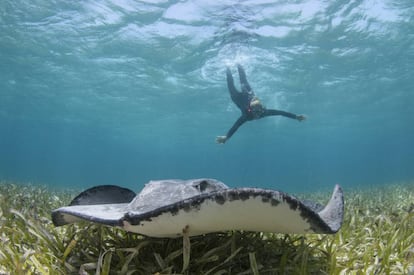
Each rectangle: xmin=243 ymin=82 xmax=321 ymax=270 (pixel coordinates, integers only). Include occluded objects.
xmin=226 ymin=67 xmax=239 ymax=97
xmin=237 ymin=64 xmax=252 ymax=93
xmin=227 ymin=67 xmax=249 ymax=111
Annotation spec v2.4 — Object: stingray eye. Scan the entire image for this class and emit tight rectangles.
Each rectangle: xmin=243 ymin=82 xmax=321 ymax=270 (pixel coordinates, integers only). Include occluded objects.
xmin=194 ymin=180 xmax=209 ymax=192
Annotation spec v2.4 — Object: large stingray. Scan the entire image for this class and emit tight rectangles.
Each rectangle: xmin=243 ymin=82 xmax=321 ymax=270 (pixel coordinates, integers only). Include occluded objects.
xmin=52 ymin=178 xmax=344 ymax=238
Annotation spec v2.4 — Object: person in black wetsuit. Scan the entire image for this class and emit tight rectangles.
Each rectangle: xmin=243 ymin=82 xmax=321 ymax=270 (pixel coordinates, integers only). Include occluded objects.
xmin=216 ymin=64 xmax=306 ymax=144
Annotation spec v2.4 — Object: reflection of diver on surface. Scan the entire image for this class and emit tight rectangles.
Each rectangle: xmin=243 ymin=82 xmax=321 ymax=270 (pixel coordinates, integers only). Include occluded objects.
xmin=216 ymin=64 xmax=306 ymax=144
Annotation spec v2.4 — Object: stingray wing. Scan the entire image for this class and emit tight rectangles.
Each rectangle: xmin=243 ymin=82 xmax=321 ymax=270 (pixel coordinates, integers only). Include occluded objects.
xmin=52 ymin=185 xmax=135 ymax=227
xmin=52 ymin=183 xmax=344 ymax=238
xmin=121 ymin=184 xmax=344 ymax=237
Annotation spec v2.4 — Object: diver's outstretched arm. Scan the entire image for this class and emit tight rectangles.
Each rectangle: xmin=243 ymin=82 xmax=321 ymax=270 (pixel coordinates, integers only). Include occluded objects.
xmin=216 ymin=116 xmax=248 ymax=144
xmin=237 ymin=64 xmax=252 ymax=93
xmin=226 ymin=116 xmax=247 ymax=140
xmin=263 ymin=109 xmax=306 ymax=121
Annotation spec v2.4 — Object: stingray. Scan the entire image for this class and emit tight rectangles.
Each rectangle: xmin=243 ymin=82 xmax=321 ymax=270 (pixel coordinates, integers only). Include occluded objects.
xmin=52 ymin=178 xmax=344 ymax=238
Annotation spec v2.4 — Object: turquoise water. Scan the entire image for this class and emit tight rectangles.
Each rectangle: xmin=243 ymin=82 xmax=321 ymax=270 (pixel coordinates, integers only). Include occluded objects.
xmin=1 ymin=0 xmax=413 ymax=192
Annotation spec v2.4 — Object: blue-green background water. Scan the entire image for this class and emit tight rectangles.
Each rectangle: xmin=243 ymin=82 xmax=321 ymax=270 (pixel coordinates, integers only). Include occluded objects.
xmin=1 ymin=0 xmax=413 ymax=193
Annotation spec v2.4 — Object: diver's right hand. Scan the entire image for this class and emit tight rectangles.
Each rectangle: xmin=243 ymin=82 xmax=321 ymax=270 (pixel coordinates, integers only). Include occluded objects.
xmin=216 ymin=136 xmax=227 ymax=144
xmin=296 ymin=115 xmax=306 ymax=121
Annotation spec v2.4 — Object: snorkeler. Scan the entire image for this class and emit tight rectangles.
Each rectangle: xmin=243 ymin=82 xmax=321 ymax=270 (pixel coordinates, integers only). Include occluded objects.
xmin=216 ymin=64 xmax=306 ymax=144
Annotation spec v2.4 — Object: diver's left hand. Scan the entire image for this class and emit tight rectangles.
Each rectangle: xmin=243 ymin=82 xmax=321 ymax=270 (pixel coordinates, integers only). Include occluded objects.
xmin=216 ymin=136 xmax=227 ymax=144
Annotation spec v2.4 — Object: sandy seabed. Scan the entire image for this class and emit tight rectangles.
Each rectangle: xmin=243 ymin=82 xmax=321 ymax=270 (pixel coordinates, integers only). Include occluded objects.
xmin=0 ymin=180 xmax=413 ymax=274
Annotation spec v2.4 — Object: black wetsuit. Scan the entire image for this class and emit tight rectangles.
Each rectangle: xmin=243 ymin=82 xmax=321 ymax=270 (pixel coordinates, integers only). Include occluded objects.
xmin=225 ymin=64 xmax=299 ymax=140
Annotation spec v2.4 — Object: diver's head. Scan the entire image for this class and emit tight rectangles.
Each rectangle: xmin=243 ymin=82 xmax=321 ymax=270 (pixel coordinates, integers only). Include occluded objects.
xmin=249 ymin=98 xmax=265 ymax=118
